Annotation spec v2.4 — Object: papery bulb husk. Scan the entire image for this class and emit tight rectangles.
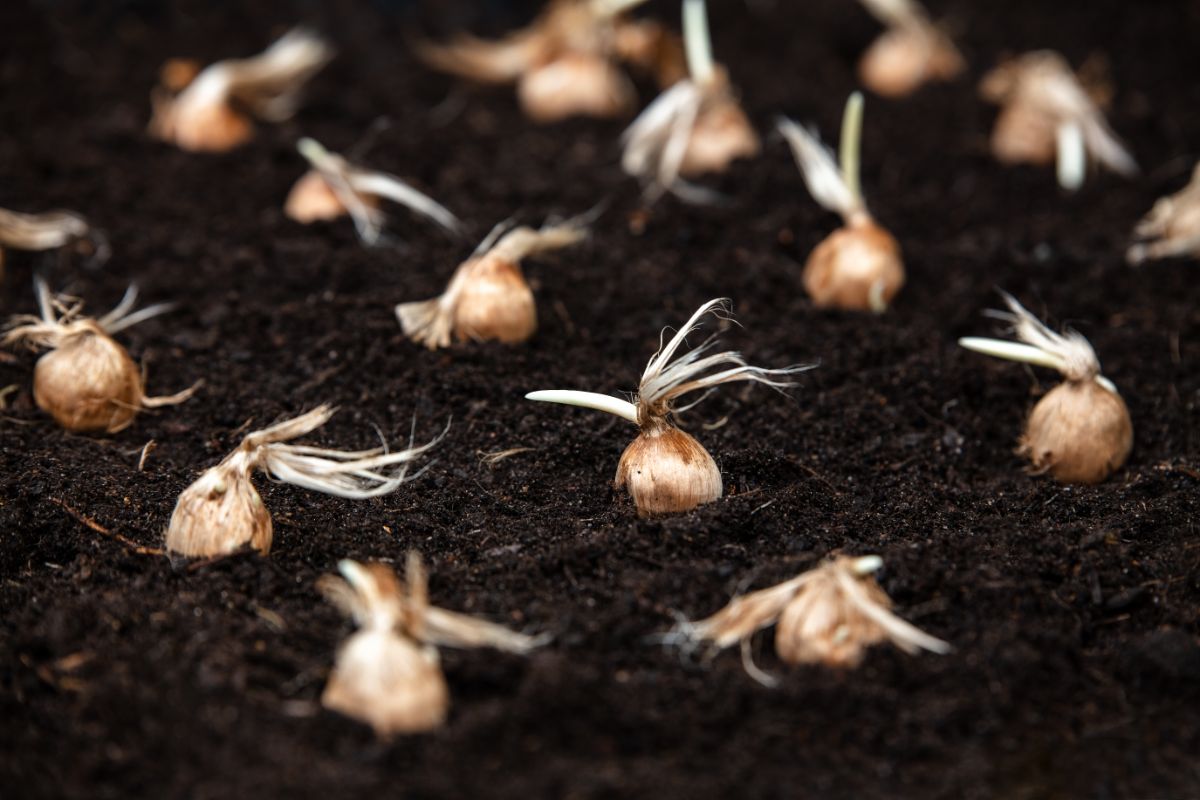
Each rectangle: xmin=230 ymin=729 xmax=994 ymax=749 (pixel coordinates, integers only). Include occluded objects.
xmin=284 ymin=170 xmax=379 ymax=224
xmin=990 ymin=102 xmax=1057 ymax=166
xmin=1017 ymin=379 xmax=1133 ymax=485
xmin=165 ymin=461 xmax=273 ymax=557
xmin=517 ymin=52 xmax=635 ymax=122
xmin=615 ymin=425 xmax=722 ymax=516
xmin=679 ymin=96 xmax=760 ymax=177
xmin=322 ymin=629 xmax=449 ymax=736
xmin=803 ymin=221 xmax=905 ymax=311
xmin=33 ymin=326 xmax=143 ymax=433
xmin=161 ymin=58 xmax=202 ymax=92
xmin=612 ymin=20 xmax=687 ymax=88
xmin=453 ymin=256 xmax=537 ymax=344
xmin=858 ymin=29 xmax=963 ymax=98
xmin=152 ymin=98 xmax=255 ymax=153
xmin=774 ymin=572 xmax=891 ymax=668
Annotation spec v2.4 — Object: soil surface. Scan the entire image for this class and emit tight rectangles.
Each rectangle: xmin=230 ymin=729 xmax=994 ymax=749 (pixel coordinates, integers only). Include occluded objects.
xmin=2 ymin=1 xmax=1199 ymax=798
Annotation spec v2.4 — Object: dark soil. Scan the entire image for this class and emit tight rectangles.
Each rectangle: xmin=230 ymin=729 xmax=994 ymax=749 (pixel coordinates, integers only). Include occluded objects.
xmin=2 ymin=0 xmax=1199 ymax=797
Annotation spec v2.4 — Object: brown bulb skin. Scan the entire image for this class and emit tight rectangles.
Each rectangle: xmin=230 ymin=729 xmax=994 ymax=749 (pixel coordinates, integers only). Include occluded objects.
xmin=322 ymin=631 xmax=449 ymax=736
xmin=859 ymin=30 xmax=962 ymax=98
xmin=517 ymin=52 xmax=634 ymax=123
xmin=454 ymin=256 xmax=537 ymax=344
xmin=284 ymin=171 xmax=381 ymax=224
xmin=153 ymin=100 xmax=255 ymax=153
xmin=1018 ymin=379 xmax=1133 ymax=484
xmin=33 ymin=326 xmax=142 ymax=433
xmin=989 ymin=102 xmax=1056 ymax=166
xmin=803 ymin=220 xmax=905 ymax=311
xmin=165 ymin=465 xmax=273 ymax=557
xmin=615 ymin=425 xmax=722 ymax=516
xmin=680 ymin=97 xmax=760 ymax=177
xmin=775 ymin=573 xmax=891 ymax=668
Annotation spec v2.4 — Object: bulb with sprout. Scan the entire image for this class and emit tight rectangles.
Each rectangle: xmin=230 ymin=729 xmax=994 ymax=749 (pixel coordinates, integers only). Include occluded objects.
xmin=1127 ymin=162 xmax=1200 ymax=265
xmin=959 ymin=292 xmax=1132 ymax=484
xmin=396 ymin=214 xmax=588 ymax=349
xmin=284 ymin=138 xmax=461 ymax=246
xmin=165 ymin=406 xmax=444 ymax=558
xmin=149 ymin=28 xmax=332 ymax=153
xmin=318 ymin=553 xmax=548 ymax=736
xmin=620 ymin=0 xmax=760 ymax=203
xmin=778 ymin=93 xmax=904 ymax=312
xmin=856 ymin=0 xmax=963 ymax=98
xmin=0 ymin=207 xmax=108 ymax=276
xmin=673 ymin=555 xmax=950 ymax=686
xmin=979 ymin=51 xmax=1137 ymax=191
xmin=419 ymin=0 xmax=683 ymax=123
xmin=526 ymin=298 xmax=812 ymax=516
xmin=3 ymin=278 xmax=198 ymax=433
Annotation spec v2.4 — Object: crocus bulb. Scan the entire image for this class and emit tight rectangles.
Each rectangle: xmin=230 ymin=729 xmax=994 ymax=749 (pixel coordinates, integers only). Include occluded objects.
xmin=149 ymin=28 xmax=332 ymax=152
xmin=856 ymin=0 xmax=963 ymax=98
xmin=319 ymin=553 xmax=546 ymax=736
xmin=1127 ymin=162 xmax=1200 ymax=265
xmin=779 ymin=93 xmax=904 ymax=312
xmin=620 ymin=0 xmax=759 ymax=203
xmin=959 ymin=292 xmax=1133 ymax=484
xmin=679 ymin=555 xmax=950 ymax=683
xmin=0 ymin=207 xmax=107 ymax=274
xmin=285 ymin=138 xmax=460 ymax=245
xmin=418 ymin=0 xmax=670 ymax=123
xmin=396 ymin=215 xmax=587 ymax=349
xmin=527 ymin=298 xmax=812 ymax=516
xmin=3 ymin=279 xmax=196 ymax=433
xmin=165 ymin=406 xmax=442 ymax=557
xmin=980 ymin=51 xmax=1137 ymax=191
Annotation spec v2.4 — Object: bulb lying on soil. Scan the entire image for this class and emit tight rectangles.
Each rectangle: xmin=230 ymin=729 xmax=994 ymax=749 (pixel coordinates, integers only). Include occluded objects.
xmin=959 ymin=292 xmax=1132 ymax=484
xmin=1127 ymin=162 xmax=1200 ymax=265
xmin=285 ymin=138 xmax=460 ymax=245
xmin=419 ymin=0 xmax=682 ymax=123
xmin=165 ymin=406 xmax=443 ymax=557
xmin=856 ymin=0 xmax=963 ymax=97
xmin=396 ymin=214 xmax=587 ymax=349
xmin=676 ymin=555 xmax=949 ymax=684
xmin=620 ymin=0 xmax=759 ymax=203
xmin=980 ymin=51 xmax=1137 ymax=191
xmin=3 ymin=278 xmax=197 ymax=433
xmin=149 ymin=28 xmax=332 ymax=152
xmin=318 ymin=553 xmax=547 ymax=736
xmin=778 ymin=93 xmax=903 ymax=312
xmin=0 ymin=207 xmax=107 ymax=275
xmin=527 ymin=298 xmax=811 ymax=516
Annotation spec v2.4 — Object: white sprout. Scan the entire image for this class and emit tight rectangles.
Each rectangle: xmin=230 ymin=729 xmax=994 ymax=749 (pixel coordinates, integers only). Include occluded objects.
xmin=958 ymin=292 xmax=1117 ymax=394
xmin=4 ymin=278 xmax=175 ymax=350
xmin=240 ymin=405 xmax=445 ymax=499
xmin=296 ymin=138 xmax=460 ymax=245
xmin=526 ymin=297 xmax=814 ymax=426
xmin=777 ymin=92 xmax=867 ymax=224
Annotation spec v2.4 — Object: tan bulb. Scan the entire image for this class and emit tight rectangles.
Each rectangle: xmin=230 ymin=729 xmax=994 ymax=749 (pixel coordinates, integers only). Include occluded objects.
xmin=1018 ymin=379 xmax=1132 ymax=484
xmin=616 ymin=425 xmax=722 ymax=516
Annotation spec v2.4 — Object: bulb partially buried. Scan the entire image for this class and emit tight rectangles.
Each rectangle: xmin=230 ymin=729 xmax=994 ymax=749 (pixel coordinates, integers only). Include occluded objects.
xmin=165 ymin=405 xmax=443 ymax=557
xmin=3 ymin=279 xmax=197 ymax=433
xmin=778 ymin=93 xmax=904 ymax=312
xmin=285 ymin=138 xmax=460 ymax=245
xmin=959 ymin=292 xmax=1132 ymax=484
xmin=1127 ymin=162 xmax=1200 ymax=265
xmin=620 ymin=0 xmax=759 ymax=203
xmin=979 ymin=51 xmax=1137 ymax=191
xmin=527 ymin=298 xmax=812 ymax=516
xmin=318 ymin=553 xmax=547 ymax=736
xmin=396 ymin=214 xmax=587 ymax=349
xmin=675 ymin=555 xmax=950 ymax=685
xmin=855 ymin=0 xmax=963 ymax=98
xmin=419 ymin=0 xmax=683 ymax=123
xmin=149 ymin=28 xmax=332 ymax=152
